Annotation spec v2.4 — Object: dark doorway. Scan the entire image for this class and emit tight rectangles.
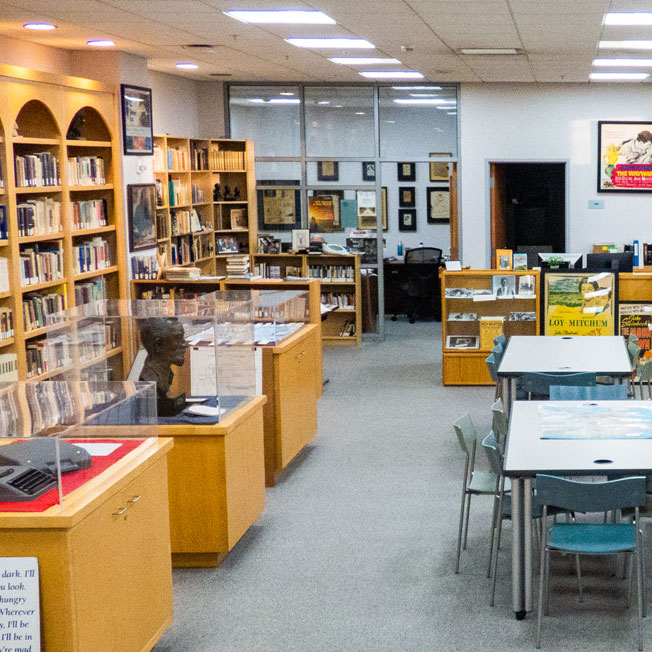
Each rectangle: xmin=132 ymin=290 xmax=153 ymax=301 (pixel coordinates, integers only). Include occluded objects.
xmin=490 ymin=162 xmax=566 ymax=263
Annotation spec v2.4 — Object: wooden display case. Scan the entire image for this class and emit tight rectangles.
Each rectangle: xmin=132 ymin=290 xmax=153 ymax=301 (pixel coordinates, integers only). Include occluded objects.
xmin=441 ymin=269 xmax=540 ymax=385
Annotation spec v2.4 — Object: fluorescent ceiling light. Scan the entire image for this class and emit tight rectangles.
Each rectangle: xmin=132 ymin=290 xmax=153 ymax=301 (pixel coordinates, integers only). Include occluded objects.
xmin=391 ymin=86 xmax=441 ymax=90
xmin=317 ymin=101 xmax=330 ymax=105
xmin=360 ymin=71 xmax=424 ymax=79
xmin=23 ymin=22 xmax=55 ymax=30
xmin=394 ymin=98 xmax=446 ymax=105
xmin=278 ymin=92 xmax=295 ymax=95
xmin=605 ymin=12 xmax=652 ymax=26
xmin=459 ymin=48 xmax=518 ymax=55
xmin=355 ymin=112 xmax=365 ymax=115
xmin=176 ymin=62 xmax=198 ymax=69
xmin=600 ymin=40 xmax=652 ymax=50
xmin=593 ymin=58 xmax=652 ymax=67
xmin=589 ymin=71 xmax=649 ymax=80
xmin=329 ymin=57 xmax=401 ymax=65
xmin=447 ymin=112 xmax=457 ymax=115
xmin=286 ymin=37 xmax=374 ymax=49
xmin=410 ymin=93 xmax=439 ymax=97
xmin=224 ymin=9 xmax=335 ymax=24
xmin=87 ymin=39 xmax=115 ymax=47
xmin=248 ymin=98 xmax=300 ymax=104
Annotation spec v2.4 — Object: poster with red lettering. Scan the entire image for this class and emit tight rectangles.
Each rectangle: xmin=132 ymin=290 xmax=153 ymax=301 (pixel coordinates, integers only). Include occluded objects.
xmin=619 ymin=303 xmax=652 ymax=359
xmin=599 ymin=121 xmax=652 ymax=192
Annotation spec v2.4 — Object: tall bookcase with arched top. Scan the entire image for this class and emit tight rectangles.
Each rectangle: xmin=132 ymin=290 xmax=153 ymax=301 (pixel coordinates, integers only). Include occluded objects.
xmin=0 ymin=64 xmax=127 ymax=381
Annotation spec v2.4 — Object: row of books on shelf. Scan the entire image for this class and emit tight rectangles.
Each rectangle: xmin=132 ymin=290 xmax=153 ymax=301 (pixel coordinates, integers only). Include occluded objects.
xmin=167 ymin=147 xmax=189 ymax=171
xmin=73 ymin=237 xmax=111 ymax=274
xmin=171 ymin=238 xmax=192 ymax=265
xmin=0 ymin=206 xmax=6 ymax=239
xmin=17 ymin=197 xmax=61 ymax=237
xmin=171 ymin=208 xmax=202 ymax=236
xmin=252 ymin=262 xmax=303 ymax=279
xmin=156 ymin=213 xmax=169 ymax=240
xmin=169 ymin=179 xmax=189 ymax=206
xmin=15 ymin=152 xmax=60 ymax=188
xmin=0 ymin=353 xmax=17 ymax=382
xmin=72 ymin=198 xmax=107 ymax=230
xmin=308 ymin=264 xmax=355 ymax=282
xmin=214 ymin=150 xmax=245 ymax=170
xmin=137 ymin=286 xmax=205 ymax=301
xmin=338 ymin=319 xmax=356 ymax=337
xmin=0 ymin=257 xmax=8 ymax=292
xmin=131 ymin=253 xmax=158 ymax=279
xmin=20 ymin=245 xmax=63 ymax=286
xmin=190 ymin=144 xmax=209 ymax=171
xmin=0 ymin=307 xmax=13 ymax=339
xmin=153 ymin=145 xmax=165 ymax=172
xmin=26 ymin=338 xmax=66 ymax=378
xmin=191 ymin=184 xmax=204 ymax=203
xmin=67 ymin=156 xmax=105 ymax=186
xmin=75 ymin=277 xmax=106 ymax=306
xmin=321 ymin=292 xmax=355 ymax=309
xmin=23 ymin=290 xmax=66 ymax=331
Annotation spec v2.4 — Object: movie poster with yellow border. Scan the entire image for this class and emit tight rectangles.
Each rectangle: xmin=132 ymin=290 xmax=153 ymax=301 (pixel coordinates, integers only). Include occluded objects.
xmin=544 ymin=271 xmax=617 ymax=336
xmin=598 ymin=121 xmax=652 ymax=192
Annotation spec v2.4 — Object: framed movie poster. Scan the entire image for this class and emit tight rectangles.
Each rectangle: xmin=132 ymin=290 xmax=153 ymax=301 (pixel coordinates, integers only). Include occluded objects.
xmin=398 ymin=187 xmax=415 ymax=207
xmin=397 ymin=162 xmax=416 ymax=181
xmin=543 ymin=270 xmax=617 ymax=336
xmin=427 ymin=187 xmax=450 ymax=223
xmin=317 ymin=160 xmax=339 ymax=181
xmin=619 ymin=303 xmax=652 ymax=359
xmin=128 ymin=184 xmax=157 ymax=251
xmin=121 ymin=84 xmax=153 ymax=155
xmin=398 ymin=208 xmax=417 ymax=232
xmin=598 ymin=121 xmax=652 ymax=192
xmin=362 ymin=161 xmax=376 ymax=182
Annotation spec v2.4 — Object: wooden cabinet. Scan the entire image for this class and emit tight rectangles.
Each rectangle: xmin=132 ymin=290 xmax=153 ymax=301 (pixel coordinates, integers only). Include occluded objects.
xmin=0 ymin=438 xmax=173 ymax=652
xmin=262 ymin=324 xmax=320 ymax=486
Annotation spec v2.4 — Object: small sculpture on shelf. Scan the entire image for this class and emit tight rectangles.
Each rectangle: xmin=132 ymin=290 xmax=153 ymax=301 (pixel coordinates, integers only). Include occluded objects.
xmin=213 ymin=183 xmax=222 ymax=201
xmin=138 ymin=317 xmax=187 ymax=416
xmin=232 ymin=187 xmax=241 ymax=201
xmin=222 ymin=186 xmax=233 ymax=201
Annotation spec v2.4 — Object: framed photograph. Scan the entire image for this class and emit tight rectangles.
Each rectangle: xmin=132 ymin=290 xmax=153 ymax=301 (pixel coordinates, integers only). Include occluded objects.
xmin=317 ymin=160 xmax=339 ymax=181
xmin=356 ymin=189 xmax=388 ymax=230
xmin=518 ymin=274 xmax=536 ymax=296
xmin=619 ymin=303 xmax=652 ymax=359
xmin=216 ymin=236 xmax=239 ymax=254
xmin=598 ymin=121 xmax=652 ymax=193
xmin=258 ymin=234 xmax=282 ymax=254
xmin=543 ymin=270 xmax=617 ymax=336
xmin=230 ymin=208 xmax=247 ymax=230
xmin=492 ymin=274 xmax=516 ymax=298
xmin=362 ymin=161 xmax=376 ymax=182
xmin=513 ymin=252 xmax=528 ymax=271
xmin=120 ymin=84 xmax=153 ymax=155
xmin=429 ymin=161 xmax=449 ymax=181
xmin=127 ymin=184 xmax=156 ymax=251
xmin=495 ymin=248 xmax=513 ymax=270
xmin=257 ymin=188 xmax=301 ymax=232
xmin=397 ymin=162 xmax=416 ymax=182
xmin=292 ymin=228 xmax=310 ymax=252
xmin=399 ymin=187 xmax=416 ymax=208
xmin=446 ymin=335 xmax=479 ymax=350
xmin=427 ymin=187 xmax=450 ymax=223
xmin=398 ymin=208 xmax=417 ymax=232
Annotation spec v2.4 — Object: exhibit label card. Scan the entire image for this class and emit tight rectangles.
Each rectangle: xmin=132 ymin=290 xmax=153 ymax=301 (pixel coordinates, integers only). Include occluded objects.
xmin=0 ymin=557 xmax=40 ymax=651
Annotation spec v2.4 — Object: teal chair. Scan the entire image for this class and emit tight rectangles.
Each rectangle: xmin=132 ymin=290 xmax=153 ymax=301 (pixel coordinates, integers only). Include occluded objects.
xmin=491 ymin=398 xmax=509 ymax=445
xmin=549 ymin=384 xmax=628 ymax=401
xmin=520 ymin=372 xmax=596 ymax=399
xmin=633 ymin=361 xmax=652 ymax=400
xmin=629 ymin=341 xmax=643 ymax=366
xmin=453 ymin=414 xmax=499 ymax=574
xmin=485 ymin=354 xmax=501 ymax=400
xmin=493 ymin=333 xmax=507 ymax=348
xmin=535 ymin=475 xmax=647 ymax=650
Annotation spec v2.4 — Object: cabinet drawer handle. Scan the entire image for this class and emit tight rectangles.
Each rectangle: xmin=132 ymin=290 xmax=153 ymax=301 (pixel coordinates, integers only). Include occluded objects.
xmin=128 ymin=495 xmax=142 ymax=503
xmin=296 ymin=350 xmax=306 ymax=359
xmin=113 ymin=507 xmax=127 ymax=516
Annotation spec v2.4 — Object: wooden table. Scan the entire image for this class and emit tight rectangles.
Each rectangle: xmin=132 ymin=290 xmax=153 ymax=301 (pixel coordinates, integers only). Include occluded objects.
xmin=0 ymin=437 xmax=174 ymax=652
xmin=157 ymin=395 xmax=267 ymax=567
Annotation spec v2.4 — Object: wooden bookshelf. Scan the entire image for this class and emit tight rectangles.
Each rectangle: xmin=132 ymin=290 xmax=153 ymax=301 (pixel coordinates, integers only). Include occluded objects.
xmin=0 ymin=64 xmax=127 ymax=380
xmin=153 ymin=135 xmax=257 ymax=276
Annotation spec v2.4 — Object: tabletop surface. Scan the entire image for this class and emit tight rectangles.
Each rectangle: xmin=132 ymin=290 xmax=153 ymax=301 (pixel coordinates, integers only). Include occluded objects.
xmin=498 ymin=335 xmax=631 ymax=376
xmin=504 ymin=400 xmax=652 ymax=475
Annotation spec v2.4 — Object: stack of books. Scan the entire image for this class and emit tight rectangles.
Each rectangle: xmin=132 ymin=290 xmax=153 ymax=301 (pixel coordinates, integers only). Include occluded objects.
xmin=226 ymin=255 xmax=250 ymax=278
xmin=165 ymin=266 xmax=200 ymax=281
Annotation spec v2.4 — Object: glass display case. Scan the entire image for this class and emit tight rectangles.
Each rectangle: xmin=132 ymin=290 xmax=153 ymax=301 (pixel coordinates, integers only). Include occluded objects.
xmin=0 ymin=380 xmax=157 ymax=510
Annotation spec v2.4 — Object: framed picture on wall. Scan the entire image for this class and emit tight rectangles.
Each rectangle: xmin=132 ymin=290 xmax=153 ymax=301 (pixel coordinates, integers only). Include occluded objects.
xmin=362 ymin=161 xmax=376 ymax=181
xmin=398 ymin=208 xmax=417 ymax=232
xmin=598 ymin=121 xmax=652 ymax=193
xmin=317 ymin=160 xmax=339 ymax=181
xmin=398 ymin=187 xmax=416 ymax=207
xmin=397 ymin=162 xmax=416 ymax=181
xmin=257 ymin=188 xmax=301 ymax=231
xmin=128 ymin=184 xmax=157 ymax=251
xmin=429 ymin=161 xmax=449 ymax=181
xmin=120 ymin=84 xmax=153 ymax=155
xmin=427 ymin=187 xmax=450 ymax=223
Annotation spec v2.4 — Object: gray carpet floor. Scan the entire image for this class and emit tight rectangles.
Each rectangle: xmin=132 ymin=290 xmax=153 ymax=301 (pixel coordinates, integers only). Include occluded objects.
xmin=154 ymin=320 xmax=646 ymax=652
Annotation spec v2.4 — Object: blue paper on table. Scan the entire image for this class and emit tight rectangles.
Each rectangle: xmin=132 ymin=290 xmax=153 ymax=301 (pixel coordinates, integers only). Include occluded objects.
xmin=540 ymin=404 xmax=652 ymax=439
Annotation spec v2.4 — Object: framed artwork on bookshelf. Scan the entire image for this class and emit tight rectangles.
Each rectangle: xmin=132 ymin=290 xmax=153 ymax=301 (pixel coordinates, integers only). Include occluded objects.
xmin=427 ymin=187 xmax=450 ymax=223
xmin=128 ymin=184 xmax=157 ymax=251
xmin=362 ymin=161 xmax=376 ymax=182
xmin=397 ymin=162 xmax=416 ymax=182
xmin=399 ymin=187 xmax=416 ymax=207
xmin=292 ymin=229 xmax=310 ymax=252
xmin=317 ymin=160 xmax=339 ymax=181
xmin=120 ymin=84 xmax=153 ymax=155
xmin=257 ymin=188 xmax=301 ymax=232
xmin=398 ymin=209 xmax=417 ymax=232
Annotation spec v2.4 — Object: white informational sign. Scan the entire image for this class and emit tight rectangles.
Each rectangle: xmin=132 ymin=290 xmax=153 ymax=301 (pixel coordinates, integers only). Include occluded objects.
xmin=0 ymin=557 xmax=40 ymax=652
xmin=190 ymin=346 xmax=262 ymax=396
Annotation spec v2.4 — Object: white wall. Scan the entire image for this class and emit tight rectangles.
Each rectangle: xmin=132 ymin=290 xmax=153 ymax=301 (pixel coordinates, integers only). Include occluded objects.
xmin=0 ymin=34 xmax=72 ymax=76
xmin=459 ymin=82 xmax=652 ymax=268
xmin=148 ymin=70 xmax=199 ymax=137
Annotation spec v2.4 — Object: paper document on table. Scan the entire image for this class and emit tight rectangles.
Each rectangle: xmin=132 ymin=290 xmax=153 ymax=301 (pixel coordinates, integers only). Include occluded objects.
xmin=76 ymin=443 xmax=122 ymax=456
xmin=185 ymin=404 xmax=224 ymax=417
xmin=540 ymin=404 xmax=652 ymax=439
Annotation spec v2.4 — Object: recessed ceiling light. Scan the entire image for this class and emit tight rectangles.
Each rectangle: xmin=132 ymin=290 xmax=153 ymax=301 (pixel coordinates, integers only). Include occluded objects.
xmin=386 ymin=120 xmax=396 ymax=124
xmin=278 ymin=92 xmax=295 ymax=96
xmin=589 ymin=71 xmax=649 ymax=81
xmin=317 ymin=101 xmax=330 ymax=105
xmin=447 ymin=112 xmax=457 ymax=115
xmin=87 ymin=39 xmax=115 ymax=47
xmin=224 ymin=10 xmax=335 ymax=24
xmin=355 ymin=112 xmax=365 ymax=115
xmin=286 ymin=37 xmax=374 ymax=49
xmin=248 ymin=98 xmax=300 ymax=104
xmin=176 ymin=62 xmax=198 ymax=69
xmin=593 ymin=58 xmax=652 ymax=67
xmin=599 ymin=40 xmax=652 ymax=50
xmin=329 ymin=57 xmax=401 ymax=65
xmin=458 ymin=48 xmax=520 ymax=55
xmin=391 ymin=86 xmax=441 ymax=90
xmin=334 ymin=105 xmax=343 ymax=108
xmin=360 ymin=71 xmax=424 ymax=79
xmin=23 ymin=22 xmax=56 ymax=30
xmin=604 ymin=12 xmax=652 ymax=26
xmin=394 ymin=98 xmax=446 ymax=104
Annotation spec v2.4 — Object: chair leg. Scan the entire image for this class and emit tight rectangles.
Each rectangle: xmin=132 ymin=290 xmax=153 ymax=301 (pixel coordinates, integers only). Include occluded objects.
xmin=628 ymin=552 xmax=634 ymax=609
xmin=636 ymin=550 xmax=644 ymax=651
xmin=640 ymin=528 xmax=647 ymax=618
xmin=462 ymin=493 xmax=472 ymax=550
xmin=575 ymin=554 xmax=583 ymax=603
xmin=490 ymin=489 xmax=506 ymax=607
xmin=487 ymin=494 xmax=499 ymax=579
xmin=536 ymin=547 xmax=547 ymax=649
xmin=545 ymin=549 xmax=551 ymax=616
xmin=455 ymin=484 xmax=468 ymax=574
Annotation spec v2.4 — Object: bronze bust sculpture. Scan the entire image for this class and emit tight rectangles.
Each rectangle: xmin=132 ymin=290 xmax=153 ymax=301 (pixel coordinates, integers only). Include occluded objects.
xmin=138 ymin=317 xmax=187 ymax=416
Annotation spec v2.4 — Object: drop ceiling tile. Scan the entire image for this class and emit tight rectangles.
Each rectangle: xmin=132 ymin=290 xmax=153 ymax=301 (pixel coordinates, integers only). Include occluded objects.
xmin=509 ymin=0 xmax=610 ymax=13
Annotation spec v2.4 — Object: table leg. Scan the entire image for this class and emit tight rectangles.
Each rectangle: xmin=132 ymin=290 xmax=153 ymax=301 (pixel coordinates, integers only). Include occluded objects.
xmin=524 ymin=477 xmax=533 ymax=613
xmin=511 ymin=477 xmax=526 ymax=619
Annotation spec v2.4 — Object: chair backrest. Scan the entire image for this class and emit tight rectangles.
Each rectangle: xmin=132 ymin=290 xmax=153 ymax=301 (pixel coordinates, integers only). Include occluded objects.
xmin=491 ymin=343 xmax=505 ymax=365
xmin=485 ymin=354 xmax=498 ymax=383
xmin=628 ymin=340 xmax=642 ymax=365
xmin=404 ymin=247 xmax=442 ymax=264
xmin=453 ymin=413 xmax=477 ymax=456
xmin=548 ymin=384 xmax=628 ymax=401
xmin=628 ymin=333 xmax=639 ymax=346
xmin=520 ymin=372 xmax=596 ymax=397
xmin=493 ymin=333 xmax=507 ymax=348
xmin=481 ymin=431 xmax=503 ymax=476
xmin=536 ymin=474 xmax=646 ymax=513
xmin=637 ymin=360 xmax=652 ymax=381
xmin=491 ymin=398 xmax=509 ymax=441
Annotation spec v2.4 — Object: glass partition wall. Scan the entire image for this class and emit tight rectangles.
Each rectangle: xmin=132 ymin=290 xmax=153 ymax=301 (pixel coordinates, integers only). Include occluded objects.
xmin=228 ymin=83 xmax=459 ymax=337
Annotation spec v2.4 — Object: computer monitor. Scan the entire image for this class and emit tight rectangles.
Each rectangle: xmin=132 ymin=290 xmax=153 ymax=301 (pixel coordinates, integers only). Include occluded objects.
xmin=517 ymin=245 xmax=552 ymax=269
xmin=585 ymin=252 xmax=633 ymax=273
xmin=538 ymin=252 xmax=584 ymax=269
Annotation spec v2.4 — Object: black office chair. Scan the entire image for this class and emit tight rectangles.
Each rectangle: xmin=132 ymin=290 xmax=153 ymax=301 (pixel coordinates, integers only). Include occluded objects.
xmin=400 ymin=247 xmax=442 ymax=323
xmin=404 ymin=247 xmax=442 ymax=265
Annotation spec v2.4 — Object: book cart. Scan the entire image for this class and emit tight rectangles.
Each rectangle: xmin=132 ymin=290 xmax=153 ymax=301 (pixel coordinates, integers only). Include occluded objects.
xmin=440 ymin=269 xmax=540 ymax=385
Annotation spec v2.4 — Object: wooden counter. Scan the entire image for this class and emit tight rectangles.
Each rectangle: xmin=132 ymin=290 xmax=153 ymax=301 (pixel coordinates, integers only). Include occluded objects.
xmin=157 ymin=395 xmax=267 ymax=568
xmin=0 ymin=437 xmax=174 ymax=652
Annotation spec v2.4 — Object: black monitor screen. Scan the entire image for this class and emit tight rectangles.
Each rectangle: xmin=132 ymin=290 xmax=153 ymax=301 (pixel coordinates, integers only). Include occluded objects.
xmin=585 ymin=252 xmax=633 ymax=273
